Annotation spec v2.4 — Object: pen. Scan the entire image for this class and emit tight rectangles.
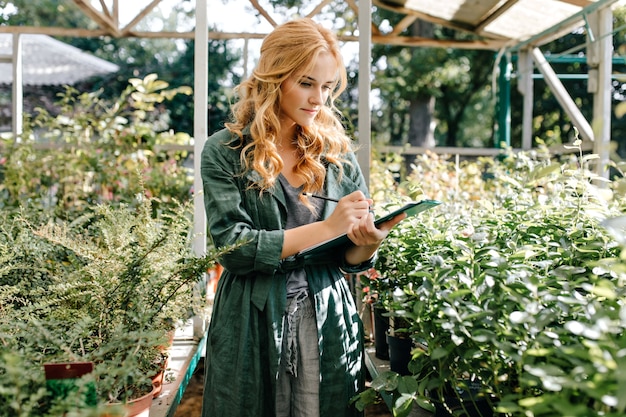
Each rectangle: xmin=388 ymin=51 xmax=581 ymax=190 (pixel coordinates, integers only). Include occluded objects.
xmin=302 ymin=192 xmax=339 ymax=203
xmin=303 ymin=193 xmax=373 ymax=213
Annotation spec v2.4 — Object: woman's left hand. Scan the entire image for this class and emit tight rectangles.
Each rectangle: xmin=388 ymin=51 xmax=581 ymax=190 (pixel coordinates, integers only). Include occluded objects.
xmin=346 ymin=211 xmax=406 ymax=248
xmin=343 ymin=211 xmax=406 ymax=266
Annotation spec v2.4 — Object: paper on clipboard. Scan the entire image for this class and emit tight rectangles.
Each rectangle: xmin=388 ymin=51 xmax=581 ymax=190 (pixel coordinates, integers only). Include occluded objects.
xmin=296 ymin=199 xmax=441 ymax=257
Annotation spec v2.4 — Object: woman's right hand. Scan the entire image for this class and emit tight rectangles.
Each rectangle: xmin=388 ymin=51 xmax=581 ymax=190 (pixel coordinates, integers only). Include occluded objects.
xmin=323 ymin=190 xmax=373 ymax=235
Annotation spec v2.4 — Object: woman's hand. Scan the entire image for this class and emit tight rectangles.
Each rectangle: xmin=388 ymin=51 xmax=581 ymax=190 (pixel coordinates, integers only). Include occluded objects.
xmin=347 ymin=211 xmax=406 ymax=248
xmin=323 ymin=190 xmax=373 ymax=236
xmin=343 ymin=207 xmax=406 ymax=267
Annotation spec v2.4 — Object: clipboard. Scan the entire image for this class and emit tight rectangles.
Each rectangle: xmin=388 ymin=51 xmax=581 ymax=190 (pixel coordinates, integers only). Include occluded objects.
xmin=296 ymin=199 xmax=441 ymax=257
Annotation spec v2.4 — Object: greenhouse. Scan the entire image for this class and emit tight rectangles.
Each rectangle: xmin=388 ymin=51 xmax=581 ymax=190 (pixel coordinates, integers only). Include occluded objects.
xmin=1 ymin=1 xmax=626 ymax=417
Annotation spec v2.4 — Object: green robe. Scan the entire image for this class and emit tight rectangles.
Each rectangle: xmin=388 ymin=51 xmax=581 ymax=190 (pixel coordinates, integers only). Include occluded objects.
xmin=200 ymin=128 xmax=372 ymax=417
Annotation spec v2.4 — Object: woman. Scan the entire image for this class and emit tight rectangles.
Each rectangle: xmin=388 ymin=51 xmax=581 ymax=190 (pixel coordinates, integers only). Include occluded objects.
xmin=200 ymin=18 xmax=404 ymax=417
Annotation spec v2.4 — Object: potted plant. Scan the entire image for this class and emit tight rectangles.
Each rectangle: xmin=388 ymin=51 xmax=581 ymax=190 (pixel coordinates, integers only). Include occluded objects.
xmin=0 ymin=73 xmax=223 ymax=416
xmin=355 ymin=141 xmax=626 ymax=417
xmin=0 ymin=195 xmax=235 ymax=415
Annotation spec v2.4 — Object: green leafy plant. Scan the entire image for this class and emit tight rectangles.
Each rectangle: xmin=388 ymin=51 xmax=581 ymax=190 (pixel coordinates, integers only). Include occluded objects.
xmin=0 ymin=74 xmax=193 ymax=221
xmin=356 ymin=139 xmax=626 ymax=417
xmin=0 ymin=195 xmax=236 ymax=414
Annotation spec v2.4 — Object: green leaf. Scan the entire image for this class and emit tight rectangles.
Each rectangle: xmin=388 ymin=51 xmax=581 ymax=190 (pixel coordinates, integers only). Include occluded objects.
xmin=431 ymin=347 xmax=450 ymax=360
xmin=397 ymin=376 xmax=419 ymax=394
xmin=371 ymin=371 xmax=400 ymax=392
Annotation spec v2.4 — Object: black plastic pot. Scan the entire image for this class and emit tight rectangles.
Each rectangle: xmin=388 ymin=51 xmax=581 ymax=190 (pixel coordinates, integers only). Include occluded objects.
xmin=387 ymin=334 xmax=412 ymax=375
xmin=373 ymin=305 xmax=389 ymax=360
xmin=434 ymin=398 xmax=493 ymax=417
xmin=432 ymin=381 xmax=495 ymax=417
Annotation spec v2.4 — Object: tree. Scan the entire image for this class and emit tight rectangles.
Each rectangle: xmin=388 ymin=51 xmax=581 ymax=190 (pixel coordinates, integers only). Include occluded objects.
xmin=370 ymin=13 xmax=496 ymax=149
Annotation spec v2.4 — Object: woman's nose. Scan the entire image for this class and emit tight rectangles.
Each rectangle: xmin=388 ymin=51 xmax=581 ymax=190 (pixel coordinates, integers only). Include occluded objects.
xmin=309 ymin=88 xmax=323 ymax=105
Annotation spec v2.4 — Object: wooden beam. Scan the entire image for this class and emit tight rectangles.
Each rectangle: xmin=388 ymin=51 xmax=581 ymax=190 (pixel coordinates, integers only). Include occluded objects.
xmin=249 ymin=0 xmax=278 ymax=27
xmin=0 ymin=25 xmax=506 ymax=49
xmin=111 ymin=0 xmax=119 ymax=28
xmin=98 ymin=0 xmax=111 ymax=19
xmin=373 ymin=0 xmax=509 ymax=40
xmin=558 ymin=0 xmax=594 ymax=7
xmin=369 ymin=34 xmax=505 ymax=49
xmin=306 ymin=0 xmax=333 ymax=19
xmin=389 ymin=15 xmax=418 ymax=36
xmin=121 ymin=0 xmax=163 ymax=34
xmin=475 ymin=0 xmax=519 ymax=34
xmin=72 ymin=0 xmax=122 ymax=37
xmin=208 ymin=31 xmax=505 ymax=49
xmin=0 ymin=25 xmax=194 ymax=39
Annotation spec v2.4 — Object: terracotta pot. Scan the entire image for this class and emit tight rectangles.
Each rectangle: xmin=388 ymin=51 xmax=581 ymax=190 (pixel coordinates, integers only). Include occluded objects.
xmin=123 ymin=387 xmax=154 ymax=417
xmin=151 ymin=370 xmax=165 ymax=398
xmin=101 ymin=386 xmax=156 ymax=417
xmin=150 ymin=355 xmax=169 ymax=398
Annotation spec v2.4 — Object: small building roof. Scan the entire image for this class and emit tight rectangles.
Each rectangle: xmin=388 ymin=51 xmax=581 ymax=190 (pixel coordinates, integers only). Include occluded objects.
xmin=0 ymin=33 xmax=119 ymax=86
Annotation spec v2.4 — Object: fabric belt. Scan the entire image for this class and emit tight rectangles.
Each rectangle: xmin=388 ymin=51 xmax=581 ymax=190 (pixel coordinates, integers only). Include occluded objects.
xmin=284 ymin=290 xmax=313 ymax=378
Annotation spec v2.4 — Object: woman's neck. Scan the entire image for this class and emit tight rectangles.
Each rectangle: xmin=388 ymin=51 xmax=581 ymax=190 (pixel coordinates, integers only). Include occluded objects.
xmin=276 ymin=130 xmax=302 ymax=187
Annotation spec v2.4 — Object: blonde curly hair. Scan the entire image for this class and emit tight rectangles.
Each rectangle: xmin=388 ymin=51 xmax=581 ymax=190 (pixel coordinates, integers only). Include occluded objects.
xmin=225 ymin=18 xmax=353 ymax=195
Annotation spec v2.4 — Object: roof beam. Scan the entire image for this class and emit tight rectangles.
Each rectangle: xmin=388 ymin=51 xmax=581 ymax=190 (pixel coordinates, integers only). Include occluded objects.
xmin=373 ymin=0 xmax=509 ymax=40
xmin=531 ymin=47 xmax=595 ymax=142
xmin=559 ymin=0 xmax=594 ymax=7
xmin=121 ymin=0 xmax=163 ymax=35
xmin=250 ymin=0 xmax=278 ymax=28
xmin=509 ymin=0 xmax=621 ymax=51
xmin=0 ymin=25 xmax=193 ymax=39
xmin=389 ymin=15 xmax=418 ymax=36
xmin=306 ymin=0 xmax=334 ymax=19
xmin=475 ymin=0 xmax=520 ymax=35
xmin=73 ymin=0 xmax=122 ymax=37
xmin=0 ymin=24 xmax=506 ymax=49
xmin=98 ymin=0 xmax=111 ymax=19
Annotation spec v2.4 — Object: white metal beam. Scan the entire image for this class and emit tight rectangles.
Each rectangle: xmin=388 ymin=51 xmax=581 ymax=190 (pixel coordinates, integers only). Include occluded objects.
xmin=357 ymin=0 xmax=372 ymax=188
xmin=193 ymin=0 xmax=208 ymax=258
xmin=11 ymin=33 xmax=23 ymax=138
xmin=193 ymin=0 xmax=209 ymax=338
xmin=587 ymin=8 xmax=613 ymax=179
xmin=531 ymin=47 xmax=595 ymax=142
xmin=517 ymin=49 xmax=534 ymax=150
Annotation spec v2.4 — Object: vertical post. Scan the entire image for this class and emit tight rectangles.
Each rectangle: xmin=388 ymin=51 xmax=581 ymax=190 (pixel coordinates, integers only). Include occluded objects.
xmin=588 ymin=8 xmax=612 ymax=179
xmin=193 ymin=0 xmax=209 ymax=339
xmin=517 ymin=49 xmax=534 ymax=150
xmin=12 ymin=33 xmax=23 ymax=139
xmin=357 ymin=0 xmax=372 ymax=188
xmin=356 ymin=0 xmax=373 ymax=345
xmin=496 ymin=52 xmax=511 ymax=148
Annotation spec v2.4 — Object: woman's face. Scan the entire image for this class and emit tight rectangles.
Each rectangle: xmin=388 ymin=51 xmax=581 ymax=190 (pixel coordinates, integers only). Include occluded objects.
xmin=279 ymin=51 xmax=337 ymax=131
